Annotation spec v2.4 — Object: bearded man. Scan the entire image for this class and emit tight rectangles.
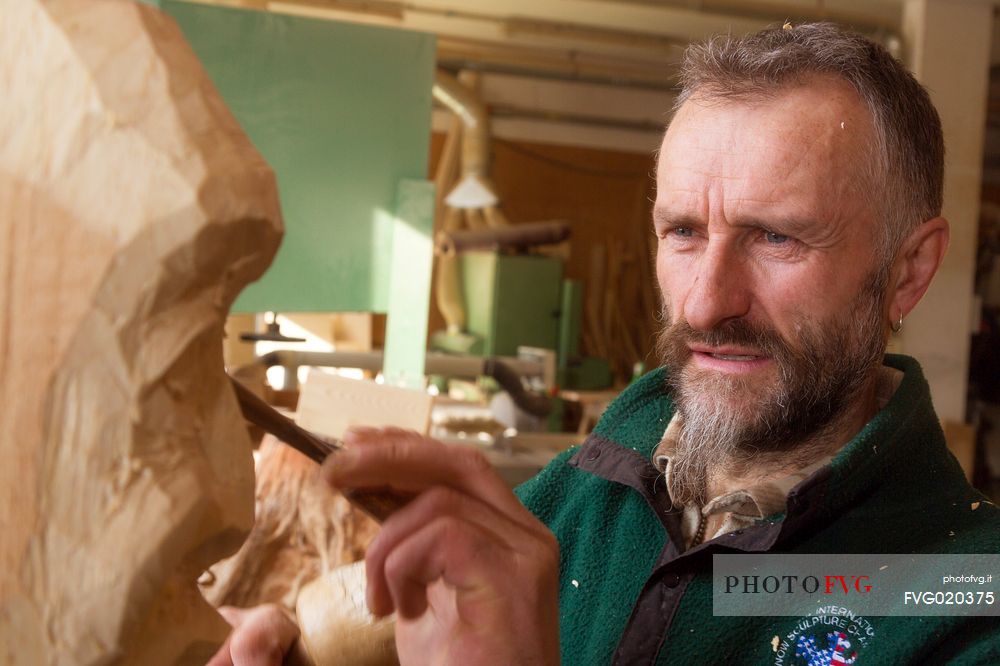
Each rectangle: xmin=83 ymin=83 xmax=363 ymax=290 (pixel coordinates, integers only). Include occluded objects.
xmin=216 ymin=21 xmax=999 ymax=666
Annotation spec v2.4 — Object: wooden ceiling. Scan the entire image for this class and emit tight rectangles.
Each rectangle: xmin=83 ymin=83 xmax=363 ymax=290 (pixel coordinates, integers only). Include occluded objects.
xmin=181 ymin=0 xmax=911 ymax=89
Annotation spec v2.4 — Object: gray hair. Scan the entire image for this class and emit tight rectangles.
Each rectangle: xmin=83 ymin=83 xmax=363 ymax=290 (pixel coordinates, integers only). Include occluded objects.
xmin=675 ymin=22 xmax=944 ymax=267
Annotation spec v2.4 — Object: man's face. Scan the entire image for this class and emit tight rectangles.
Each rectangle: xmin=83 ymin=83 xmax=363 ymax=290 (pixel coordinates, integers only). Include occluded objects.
xmin=653 ymin=79 xmax=890 ymax=485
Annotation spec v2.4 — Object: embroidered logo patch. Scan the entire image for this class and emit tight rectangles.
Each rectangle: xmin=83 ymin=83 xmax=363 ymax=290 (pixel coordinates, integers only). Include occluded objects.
xmin=773 ymin=606 xmax=875 ymax=665
xmin=795 ymin=631 xmax=856 ymax=665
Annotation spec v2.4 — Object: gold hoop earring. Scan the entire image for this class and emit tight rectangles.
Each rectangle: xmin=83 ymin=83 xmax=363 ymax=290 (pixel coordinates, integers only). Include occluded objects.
xmin=890 ymin=312 xmax=903 ymax=333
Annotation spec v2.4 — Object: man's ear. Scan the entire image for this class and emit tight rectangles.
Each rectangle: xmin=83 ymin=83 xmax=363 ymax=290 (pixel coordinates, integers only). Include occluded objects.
xmin=889 ymin=216 xmax=950 ymax=320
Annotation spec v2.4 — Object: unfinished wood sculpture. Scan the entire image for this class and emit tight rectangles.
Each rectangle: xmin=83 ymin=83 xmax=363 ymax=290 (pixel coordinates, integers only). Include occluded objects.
xmin=200 ymin=434 xmax=380 ymax=612
xmin=0 ymin=1 xmax=283 ymax=664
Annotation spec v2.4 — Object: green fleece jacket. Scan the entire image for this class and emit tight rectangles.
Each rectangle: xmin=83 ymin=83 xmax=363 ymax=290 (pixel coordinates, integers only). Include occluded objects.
xmin=515 ymin=355 xmax=1000 ymax=665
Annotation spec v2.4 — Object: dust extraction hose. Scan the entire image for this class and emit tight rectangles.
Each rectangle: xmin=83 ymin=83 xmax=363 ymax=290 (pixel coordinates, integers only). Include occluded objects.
xmin=483 ymin=358 xmax=552 ymax=418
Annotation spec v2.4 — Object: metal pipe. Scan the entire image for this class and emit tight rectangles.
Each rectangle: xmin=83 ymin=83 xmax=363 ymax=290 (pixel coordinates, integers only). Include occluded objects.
xmin=436 ymin=220 xmax=571 ymax=255
xmin=257 ymin=349 xmax=551 ymax=416
xmin=432 ymin=71 xmax=490 ymax=179
xmin=431 ymin=70 xmax=494 ymax=332
xmin=257 ymin=350 xmax=546 ymax=379
xmin=483 ymin=358 xmax=552 ymax=418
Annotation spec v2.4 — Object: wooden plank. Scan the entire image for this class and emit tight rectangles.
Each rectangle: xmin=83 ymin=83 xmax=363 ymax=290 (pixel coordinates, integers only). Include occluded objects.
xmin=296 ymin=370 xmax=434 ymax=439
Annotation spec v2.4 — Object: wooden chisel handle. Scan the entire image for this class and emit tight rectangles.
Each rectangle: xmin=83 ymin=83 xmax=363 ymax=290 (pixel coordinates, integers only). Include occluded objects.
xmin=229 ymin=376 xmax=412 ymax=523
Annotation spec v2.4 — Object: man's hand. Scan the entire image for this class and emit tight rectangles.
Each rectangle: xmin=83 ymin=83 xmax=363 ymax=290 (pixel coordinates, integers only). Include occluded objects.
xmin=322 ymin=427 xmax=561 ymax=666
xmin=207 ymin=604 xmax=299 ymax=666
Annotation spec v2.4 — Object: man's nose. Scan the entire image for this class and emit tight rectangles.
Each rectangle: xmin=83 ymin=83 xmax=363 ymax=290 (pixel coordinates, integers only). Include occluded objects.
xmin=682 ymin=241 xmax=751 ymax=331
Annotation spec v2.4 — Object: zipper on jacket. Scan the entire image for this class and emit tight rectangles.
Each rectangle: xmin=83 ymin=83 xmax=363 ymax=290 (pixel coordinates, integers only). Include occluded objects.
xmin=691 ymin=514 xmax=708 ymax=547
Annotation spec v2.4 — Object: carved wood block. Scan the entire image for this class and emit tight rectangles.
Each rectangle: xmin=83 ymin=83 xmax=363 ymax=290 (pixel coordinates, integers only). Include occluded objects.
xmin=295 ymin=561 xmax=398 ymax=666
xmin=0 ymin=1 xmax=283 ymax=663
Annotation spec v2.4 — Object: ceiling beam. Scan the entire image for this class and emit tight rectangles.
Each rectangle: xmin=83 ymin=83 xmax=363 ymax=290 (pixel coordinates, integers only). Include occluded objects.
xmin=436 ymin=36 xmax=679 ymax=90
xmin=578 ymin=0 xmax=901 ymax=33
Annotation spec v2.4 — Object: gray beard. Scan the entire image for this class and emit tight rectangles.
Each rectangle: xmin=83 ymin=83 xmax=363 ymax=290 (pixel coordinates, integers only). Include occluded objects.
xmin=655 ymin=271 xmax=889 ymax=507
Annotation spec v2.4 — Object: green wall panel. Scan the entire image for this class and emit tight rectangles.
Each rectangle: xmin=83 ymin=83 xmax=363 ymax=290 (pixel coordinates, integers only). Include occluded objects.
xmin=383 ymin=180 xmax=435 ymax=389
xmin=161 ymin=1 xmax=435 ymax=312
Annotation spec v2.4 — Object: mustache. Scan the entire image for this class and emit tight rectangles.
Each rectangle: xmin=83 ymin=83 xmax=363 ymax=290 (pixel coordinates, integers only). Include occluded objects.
xmin=658 ymin=317 xmax=793 ymax=361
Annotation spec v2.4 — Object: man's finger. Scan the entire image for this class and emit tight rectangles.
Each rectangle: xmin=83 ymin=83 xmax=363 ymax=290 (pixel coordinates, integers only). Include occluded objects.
xmin=206 ymin=634 xmax=235 ymax=666
xmin=212 ymin=605 xmax=299 ymax=666
xmin=380 ymin=515 xmax=507 ymax=620
xmin=364 ymin=485 xmax=530 ymax=617
xmin=218 ymin=605 xmax=252 ymax=627
xmin=321 ymin=428 xmax=540 ymax=532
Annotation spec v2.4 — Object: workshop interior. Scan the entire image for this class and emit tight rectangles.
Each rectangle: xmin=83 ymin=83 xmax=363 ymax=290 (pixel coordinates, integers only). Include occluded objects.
xmin=2 ymin=0 xmax=1000 ymax=663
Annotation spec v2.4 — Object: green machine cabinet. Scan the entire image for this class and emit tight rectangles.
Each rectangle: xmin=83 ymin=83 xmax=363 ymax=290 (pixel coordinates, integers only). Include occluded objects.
xmin=460 ymin=252 xmax=564 ymax=358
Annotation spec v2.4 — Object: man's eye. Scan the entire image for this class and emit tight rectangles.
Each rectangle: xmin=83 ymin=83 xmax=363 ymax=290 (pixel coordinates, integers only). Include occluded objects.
xmin=673 ymin=227 xmax=694 ymax=238
xmin=764 ymin=231 xmax=789 ymax=244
